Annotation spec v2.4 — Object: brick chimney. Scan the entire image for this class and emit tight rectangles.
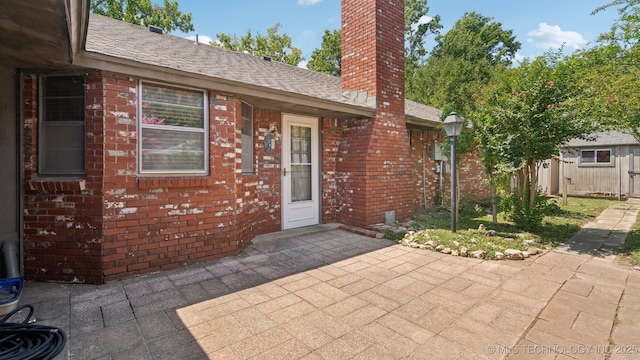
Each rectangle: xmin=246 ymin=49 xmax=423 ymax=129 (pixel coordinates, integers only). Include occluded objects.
xmin=337 ymin=0 xmax=412 ymax=227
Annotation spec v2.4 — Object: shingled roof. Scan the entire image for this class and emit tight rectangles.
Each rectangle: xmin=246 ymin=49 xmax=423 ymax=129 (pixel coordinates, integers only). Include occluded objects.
xmin=564 ymin=131 xmax=639 ymax=147
xmin=81 ymin=14 xmax=441 ymax=127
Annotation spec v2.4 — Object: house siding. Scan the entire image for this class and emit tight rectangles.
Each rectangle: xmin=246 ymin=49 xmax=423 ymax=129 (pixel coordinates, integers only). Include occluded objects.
xmin=20 ymin=71 xmax=340 ymax=283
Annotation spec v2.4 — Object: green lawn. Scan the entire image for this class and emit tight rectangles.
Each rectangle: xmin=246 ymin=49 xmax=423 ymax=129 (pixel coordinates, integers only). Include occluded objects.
xmin=385 ymin=197 xmax=622 ymax=260
xmin=619 ymin=218 xmax=640 ymax=266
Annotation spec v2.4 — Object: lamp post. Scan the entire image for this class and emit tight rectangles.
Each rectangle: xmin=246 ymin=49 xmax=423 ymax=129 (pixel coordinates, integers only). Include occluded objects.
xmin=442 ymin=112 xmax=464 ymax=232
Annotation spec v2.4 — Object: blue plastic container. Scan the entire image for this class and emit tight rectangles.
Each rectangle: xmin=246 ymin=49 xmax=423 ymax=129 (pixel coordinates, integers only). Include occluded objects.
xmin=0 ymin=277 xmax=24 ymax=316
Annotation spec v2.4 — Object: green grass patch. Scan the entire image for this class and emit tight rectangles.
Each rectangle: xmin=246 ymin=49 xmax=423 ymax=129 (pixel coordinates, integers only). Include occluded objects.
xmin=392 ymin=197 xmax=621 ymax=259
xmin=618 ymin=219 xmax=640 ymax=266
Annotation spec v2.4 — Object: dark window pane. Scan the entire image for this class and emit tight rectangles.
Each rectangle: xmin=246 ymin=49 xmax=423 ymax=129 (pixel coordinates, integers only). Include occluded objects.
xmin=40 ymin=75 xmax=85 ymax=174
xmin=596 ymin=150 xmax=611 ymax=163
xmin=44 ymin=76 xmax=84 ymax=97
xmin=581 ymin=150 xmax=595 ymax=163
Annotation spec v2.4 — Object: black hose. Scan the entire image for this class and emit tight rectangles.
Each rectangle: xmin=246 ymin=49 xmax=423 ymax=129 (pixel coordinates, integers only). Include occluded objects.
xmin=0 ymin=304 xmax=66 ymax=360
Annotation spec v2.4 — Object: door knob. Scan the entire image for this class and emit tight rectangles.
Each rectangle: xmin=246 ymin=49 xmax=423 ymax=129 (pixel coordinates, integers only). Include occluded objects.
xmin=283 ymin=168 xmax=287 ymax=176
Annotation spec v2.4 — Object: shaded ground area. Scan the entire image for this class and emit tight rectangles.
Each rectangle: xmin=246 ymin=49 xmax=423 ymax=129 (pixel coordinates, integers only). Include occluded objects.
xmin=13 ymin=204 xmax=640 ymax=359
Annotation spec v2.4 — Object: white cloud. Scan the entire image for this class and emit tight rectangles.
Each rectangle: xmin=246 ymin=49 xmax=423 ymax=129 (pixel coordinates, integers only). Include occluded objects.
xmin=186 ymin=34 xmax=214 ymax=45
xmin=513 ymin=53 xmax=527 ymax=64
xmin=411 ymin=15 xmax=433 ymax=32
xmin=298 ymin=0 xmax=323 ymax=5
xmin=527 ymin=22 xmax=587 ymax=50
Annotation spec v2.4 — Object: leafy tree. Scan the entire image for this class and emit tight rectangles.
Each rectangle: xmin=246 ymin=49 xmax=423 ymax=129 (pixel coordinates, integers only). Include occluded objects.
xmin=307 ymin=0 xmax=441 ymax=81
xmin=307 ymin=30 xmax=342 ymax=76
xmin=563 ymin=0 xmax=640 ymax=141
xmin=405 ymin=0 xmax=442 ymax=93
xmin=412 ymin=12 xmax=520 ymax=115
xmin=214 ymin=23 xmax=304 ymax=66
xmin=593 ymin=0 xmax=640 ymax=45
xmin=91 ymin=0 xmax=194 ymax=33
xmin=564 ymin=44 xmax=640 ymax=141
xmin=471 ymin=51 xmax=593 ymax=230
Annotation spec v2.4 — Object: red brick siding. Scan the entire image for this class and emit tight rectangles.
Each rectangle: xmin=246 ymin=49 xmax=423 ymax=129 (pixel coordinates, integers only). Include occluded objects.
xmin=458 ymin=151 xmax=492 ymax=201
xmin=339 ymin=0 xmax=411 ymax=227
xmin=21 ymin=71 xmax=490 ymax=283
xmin=321 ymin=118 xmax=342 ymax=223
xmin=22 ymin=71 xmax=256 ymax=283
xmin=408 ymin=129 xmax=492 ymax=207
xmin=23 ymin=72 xmax=105 ymax=283
xmin=237 ymin=108 xmax=283 ymax=238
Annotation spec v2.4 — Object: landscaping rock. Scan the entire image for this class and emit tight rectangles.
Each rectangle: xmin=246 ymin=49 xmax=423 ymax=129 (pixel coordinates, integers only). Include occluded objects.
xmin=527 ymin=247 xmax=541 ymax=255
xmin=503 ymin=237 xmax=515 ymax=242
xmin=441 ymin=247 xmax=452 ymax=254
xmin=435 ymin=244 xmax=446 ymax=252
xmin=486 ymin=230 xmax=497 ymax=236
xmin=478 ymin=224 xmax=487 ymax=232
xmin=426 ymin=240 xmax=436 ymax=248
xmin=495 ymin=252 xmax=505 ymax=260
xmin=505 ymin=249 xmax=524 ymax=260
xmin=460 ymin=247 xmax=468 ymax=256
xmin=472 ymin=250 xmax=485 ymax=259
xmin=376 ymin=233 xmax=385 ymax=239
xmin=451 ymin=250 xmax=459 ymax=256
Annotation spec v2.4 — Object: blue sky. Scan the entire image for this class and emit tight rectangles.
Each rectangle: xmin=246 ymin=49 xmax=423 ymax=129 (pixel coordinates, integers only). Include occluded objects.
xmin=177 ymin=0 xmax=621 ymax=65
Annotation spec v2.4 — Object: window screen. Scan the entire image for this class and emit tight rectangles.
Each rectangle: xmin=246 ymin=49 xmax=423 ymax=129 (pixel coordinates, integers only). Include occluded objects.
xmin=241 ymin=102 xmax=254 ymax=173
xmin=139 ymin=82 xmax=207 ymax=174
xmin=40 ymin=75 xmax=85 ymax=175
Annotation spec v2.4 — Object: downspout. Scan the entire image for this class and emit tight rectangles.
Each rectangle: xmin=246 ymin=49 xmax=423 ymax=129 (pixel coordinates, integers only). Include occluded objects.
xmin=0 ymin=70 xmax=24 ymax=279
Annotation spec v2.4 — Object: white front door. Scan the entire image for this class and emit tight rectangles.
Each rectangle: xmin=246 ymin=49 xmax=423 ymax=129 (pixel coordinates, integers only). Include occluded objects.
xmin=282 ymin=114 xmax=319 ymax=230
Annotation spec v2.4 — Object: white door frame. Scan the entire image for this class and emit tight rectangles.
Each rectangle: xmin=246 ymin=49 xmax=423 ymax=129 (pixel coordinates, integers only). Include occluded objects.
xmin=281 ymin=114 xmax=320 ymax=230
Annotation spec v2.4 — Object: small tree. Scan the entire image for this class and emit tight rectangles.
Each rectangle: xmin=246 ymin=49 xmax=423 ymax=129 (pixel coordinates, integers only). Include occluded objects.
xmin=471 ymin=51 xmax=593 ymax=230
xmin=307 ymin=30 xmax=342 ymax=76
xmin=214 ymin=23 xmax=304 ymax=66
xmin=91 ymin=0 xmax=194 ymax=33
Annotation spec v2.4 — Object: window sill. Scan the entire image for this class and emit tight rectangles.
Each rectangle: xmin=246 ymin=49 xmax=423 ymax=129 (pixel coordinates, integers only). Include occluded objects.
xmin=26 ymin=177 xmax=86 ymax=193
xmin=137 ymin=177 xmax=213 ymax=189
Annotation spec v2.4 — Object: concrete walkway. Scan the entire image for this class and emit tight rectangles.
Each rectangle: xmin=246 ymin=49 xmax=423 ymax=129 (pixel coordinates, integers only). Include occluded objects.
xmin=11 ymin=202 xmax=640 ymax=359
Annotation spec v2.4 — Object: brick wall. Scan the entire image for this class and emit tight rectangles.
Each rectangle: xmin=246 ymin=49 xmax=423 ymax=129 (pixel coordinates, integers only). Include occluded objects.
xmin=339 ymin=0 xmax=412 ymax=227
xmin=21 ymin=71 xmax=489 ymax=283
xmin=22 ymin=71 xmax=262 ymax=283
xmin=23 ymin=72 xmax=104 ymax=283
xmin=407 ymin=129 xmax=492 ymax=209
xmin=321 ymin=118 xmax=341 ymax=224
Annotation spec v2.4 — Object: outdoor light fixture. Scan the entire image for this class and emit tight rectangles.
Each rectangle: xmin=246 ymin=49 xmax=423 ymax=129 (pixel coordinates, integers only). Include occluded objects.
xmin=442 ymin=112 xmax=464 ymax=232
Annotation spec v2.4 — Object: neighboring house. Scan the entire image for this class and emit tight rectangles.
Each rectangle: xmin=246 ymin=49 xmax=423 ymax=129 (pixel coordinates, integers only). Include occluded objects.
xmin=539 ymin=131 xmax=640 ymax=199
xmin=0 ymin=0 xmax=490 ymax=284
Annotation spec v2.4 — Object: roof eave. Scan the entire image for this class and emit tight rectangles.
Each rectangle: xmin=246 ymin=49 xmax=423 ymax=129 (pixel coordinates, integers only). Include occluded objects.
xmin=405 ymin=115 xmax=441 ymax=129
xmin=73 ymin=52 xmax=376 ymax=119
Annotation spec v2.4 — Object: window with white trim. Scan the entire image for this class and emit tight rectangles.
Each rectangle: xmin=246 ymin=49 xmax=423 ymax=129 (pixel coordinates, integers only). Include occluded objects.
xmin=39 ymin=75 xmax=86 ymax=175
xmin=580 ymin=149 xmax=612 ymax=165
xmin=139 ymin=82 xmax=208 ymax=174
xmin=241 ymin=101 xmax=254 ymax=173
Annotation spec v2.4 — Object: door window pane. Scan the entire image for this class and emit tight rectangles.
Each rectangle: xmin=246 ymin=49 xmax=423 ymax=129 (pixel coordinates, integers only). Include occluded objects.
xmin=290 ymin=125 xmax=312 ymax=202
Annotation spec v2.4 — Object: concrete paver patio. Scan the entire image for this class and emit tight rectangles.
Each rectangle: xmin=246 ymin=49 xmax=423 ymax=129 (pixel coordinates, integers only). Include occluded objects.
xmin=12 ymin=203 xmax=640 ymax=359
